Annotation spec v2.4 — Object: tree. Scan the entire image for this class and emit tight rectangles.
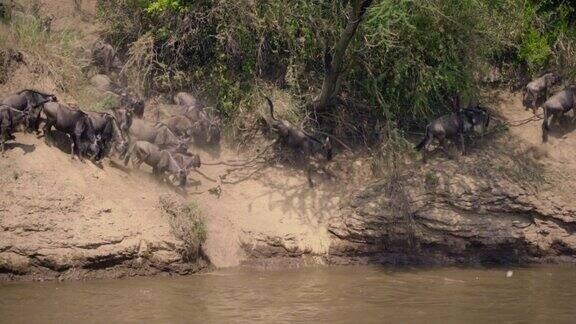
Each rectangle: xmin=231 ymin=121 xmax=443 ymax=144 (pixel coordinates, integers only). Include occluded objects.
xmin=313 ymin=0 xmax=374 ymax=113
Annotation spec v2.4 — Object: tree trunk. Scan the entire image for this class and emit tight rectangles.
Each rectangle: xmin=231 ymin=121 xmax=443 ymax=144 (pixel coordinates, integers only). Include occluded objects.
xmin=313 ymin=0 xmax=374 ymax=113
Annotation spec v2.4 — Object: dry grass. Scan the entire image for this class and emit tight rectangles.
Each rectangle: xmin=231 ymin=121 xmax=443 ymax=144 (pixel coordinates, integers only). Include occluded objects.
xmin=0 ymin=2 xmax=116 ymax=111
xmin=160 ymin=197 xmax=207 ymax=262
xmin=0 ymin=7 xmax=88 ymax=91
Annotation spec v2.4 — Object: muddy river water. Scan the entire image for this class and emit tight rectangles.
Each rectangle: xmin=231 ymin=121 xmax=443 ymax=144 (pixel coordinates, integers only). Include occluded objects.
xmin=1 ymin=266 xmax=575 ymax=323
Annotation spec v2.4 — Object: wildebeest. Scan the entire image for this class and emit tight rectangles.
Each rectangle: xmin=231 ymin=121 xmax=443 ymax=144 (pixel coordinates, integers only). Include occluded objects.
xmin=182 ymin=105 xmax=221 ymax=145
xmin=110 ymin=106 xmax=134 ymax=135
xmin=129 ymin=119 xmax=188 ymax=152
xmin=1 ymin=89 xmax=57 ymax=132
xmin=118 ymin=91 xmax=145 ymax=118
xmin=415 ymin=107 xmax=489 ymax=162
xmin=542 ymin=85 xmax=576 ymax=142
xmin=0 ymin=105 xmax=29 ymax=154
xmin=42 ymin=102 xmax=100 ymax=160
xmin=88 ymin=111 xmax=128 ymax=159
xmin=172 ymin=151 xmax=201 ymax=172
xmin=92 ymin=41 xmax=122 ymax=74
xmin=124 ymin=141 xmax=188 ymax=188
xmin=523 ymin=72 xmax=561 ymax=113
xmin=159 ymin=115 xmax=196 ymax=138
xmin=266 ymin=97 xmax=333 ymax=187
xmin=174 ymin=92 xmax=203 ymax=110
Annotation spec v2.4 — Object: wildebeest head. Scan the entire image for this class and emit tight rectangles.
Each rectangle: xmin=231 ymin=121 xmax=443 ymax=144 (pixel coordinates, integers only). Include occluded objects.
xmin=547 ymin=72 xmax=561 ymax=85
xmin=114 ymin=107 xmax=133 ymax=134
xmin=120 ymin=92 xmax=144 ymax=118
xmin=81 ymin=116 xmax=102 ymax=160
xmin=188 ymin=154 xmax=202 ymax=169
xmin=463 ymin=107 xmax=490 ymax=133
xmin=207 ymin=118 xmax=221 ymax=145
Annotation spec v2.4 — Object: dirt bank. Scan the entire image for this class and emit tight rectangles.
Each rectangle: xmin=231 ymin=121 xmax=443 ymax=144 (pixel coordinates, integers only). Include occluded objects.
xmin=2 ymin=0 xmax=576 ymax=281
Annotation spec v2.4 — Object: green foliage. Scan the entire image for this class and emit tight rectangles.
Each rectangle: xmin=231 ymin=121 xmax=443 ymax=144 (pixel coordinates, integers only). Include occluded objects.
xmin=168 ymin=202 xmax=207 ymax=262
xmin=145 ymin=0 xmax=189 ymax=14
xmin=519 ymin=28 xmax=552 ymax=75
xmin=99 ymin=0 xmax=575 ymax=146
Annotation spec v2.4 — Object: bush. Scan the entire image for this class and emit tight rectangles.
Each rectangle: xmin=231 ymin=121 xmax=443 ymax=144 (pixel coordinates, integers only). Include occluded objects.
xmin=98 ymin=0 xmax=575 ymax=147
xmin=160 ymin=197 xmax=207 ymax=262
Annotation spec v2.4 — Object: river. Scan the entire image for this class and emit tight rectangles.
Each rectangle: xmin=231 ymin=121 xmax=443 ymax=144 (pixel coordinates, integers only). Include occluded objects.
xmin=1 ymin=265 xmax=575 ymax=323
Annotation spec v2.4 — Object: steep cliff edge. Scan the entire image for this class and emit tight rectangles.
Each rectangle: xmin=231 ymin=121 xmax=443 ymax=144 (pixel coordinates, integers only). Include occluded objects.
xmin=327 ymin=93 xmax=576 ymax=265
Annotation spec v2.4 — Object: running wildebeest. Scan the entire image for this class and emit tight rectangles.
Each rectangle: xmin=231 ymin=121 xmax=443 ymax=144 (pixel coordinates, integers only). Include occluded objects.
xmin=182 ymin=104 xmax=221 ymax=145
xmin=118 ymin=91 xmax=145 ymax=118
xmin=1 ymin=89 xmax=57 ymax=132
xmin=92 ymin=41 xmax=122 ymax=74
xmin=124 ymin=140 xmax=188 ymax=188
xmin=42 ymin=102 xmax=100 ymax=160
xmin=129 ymin=119 xmax=188 ymax=152
xmin=415 ymin=107 xmax=489 ymax=163
xmin=0 ymin=105 xmax=29 ymax=154
xmin=523 ymin=72 xmax=561 ymax=114
xmin=172 ymin=151 xmax=201 ymax=172
xmin=88 ymin=111 xmax=128 ymax=159
xmin=110 ymin=106 xmax=134 ymax=135
xmin=541 ymin=85 xmax=576 ymax=142
xmin=266 ymin=97 xmax=333 ymax=187
xmin=174 ymin=92 xmax=204 ymax=110
xmin=160 ymin=115 xmax=196 ymax=138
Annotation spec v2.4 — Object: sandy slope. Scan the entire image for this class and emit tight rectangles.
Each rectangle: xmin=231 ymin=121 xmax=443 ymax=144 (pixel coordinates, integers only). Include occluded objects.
xmin=0 ymin=0 xmax=345 ymax=275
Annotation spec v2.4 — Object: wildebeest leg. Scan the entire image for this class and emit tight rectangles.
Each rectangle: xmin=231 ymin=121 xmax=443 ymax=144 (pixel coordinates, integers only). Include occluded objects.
xmin=460 ymin=132 xmax=466 ymax=156
xmin=532 ymin=91 xmax=538 ymax=114
xmin=0 ymin=133 xmax=5 ymax=157
xmin=542 ymin=107 xmax=550 ymax=143
xmin=69 ymin=134 xmax=79 ymax=160
xmin=43 ymin=120 xmax=53 ymax=145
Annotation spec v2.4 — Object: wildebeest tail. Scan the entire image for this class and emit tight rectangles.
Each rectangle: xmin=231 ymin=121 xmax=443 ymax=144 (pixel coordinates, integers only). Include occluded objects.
xmin=266 ymin=97 xmax=277 ymax=121
xmin=522 ymin=88 xmax=530 ymax=107
xmin=415 ymin=127 xmax=430 ymax=151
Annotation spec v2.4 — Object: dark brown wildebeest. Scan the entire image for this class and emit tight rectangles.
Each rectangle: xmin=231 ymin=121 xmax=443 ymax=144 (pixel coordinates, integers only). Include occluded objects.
xmin=123 ymin=141 xmax=188 ymax=188
xmin=129 ymin=119 xmax=188 ymax=152
xmin=1 ymin=89 xmax=57 ymax=132
xmin=542 ymin=85 xmax=576 ymax=142
xmin=523 ymin=72 xmax=561 ymax=113
xmin=118 ymin=91 xmax=144 ymax=118
xmin=42 ymin=102 xmax=100 ymax=160
xmin=92 ymin=41 xmax=122 ymax=74
xmin=266 ymin=97 xmax=333 ymax=187
xmin=0 ymin=105 xmax=29 ymax=154
xmin=88 ymin=111 xmax=128 ymax=159
xmin=415 ymin=107 xmax=489 ymax=163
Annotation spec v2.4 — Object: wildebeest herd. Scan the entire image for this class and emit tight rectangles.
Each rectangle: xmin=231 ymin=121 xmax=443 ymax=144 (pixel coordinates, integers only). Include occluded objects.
xmin=415 ymin=72 xmax=576 ymax=161
xmin=0 ymin=88 xmax=219 ymax=189
xmin=1 ymin=70 xmax=573 ymax=189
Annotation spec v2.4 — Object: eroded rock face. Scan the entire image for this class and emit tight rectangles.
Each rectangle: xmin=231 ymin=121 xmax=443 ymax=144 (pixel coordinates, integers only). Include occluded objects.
xmin=328 ymin=163 xmax=576 ymax=265
xmin=0 ymin=135 xmax=207 ymax=281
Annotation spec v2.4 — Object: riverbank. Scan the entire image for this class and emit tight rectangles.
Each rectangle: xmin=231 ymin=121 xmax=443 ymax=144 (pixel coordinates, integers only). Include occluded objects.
xmin=2 ymin=0 xmax=576 ymax=282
